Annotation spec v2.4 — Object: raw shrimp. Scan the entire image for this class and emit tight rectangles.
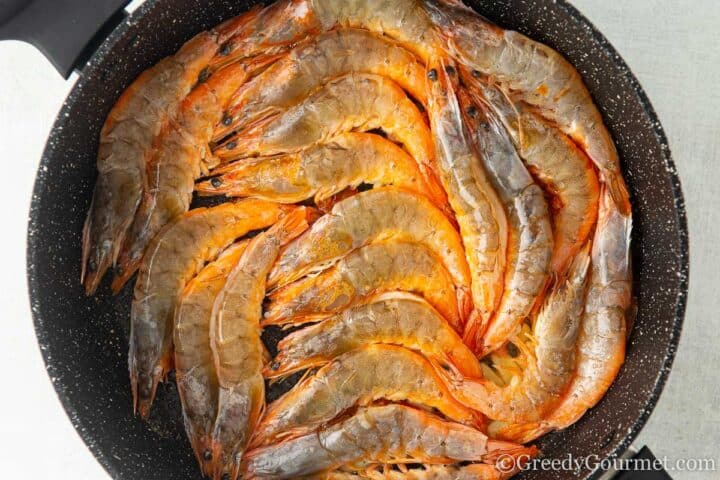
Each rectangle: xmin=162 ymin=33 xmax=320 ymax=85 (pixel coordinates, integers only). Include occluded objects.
xmin=81 ymin=31 xmax=220 ymax=294
xmin=112 ymin=56 xmax=280 ymax=291
xmin=197 ymin=133 xmax=428 ymax=202
xmin=209 ymin=207 xmax=314 ymax=480
xmin=264 ymin=241 xmax=463 ymax=330
xmin=267 ymin=188 xmax=471 ymax=317
xmin=425 ymin=57 xmax=507 ymax=336
xmin=213 ymin=74 xmax=449 ymax=213
xmin=245 ymin=404 xmax=535 ymax=479
xmin=495 ymin=187 xmax=632 ymax=443
xmin=129 ymin=200 xmax=288 ymax=419
xmin=252 ymin=345 xmax=481 ymax=447
xmin=265 ymin=292 xmax=481 ymax=379
xmin=460 ymin=84 xmax=553 ymax=355
xmin=214 ymin=28 xmax=429 ymax=141
xmin=424 ymin=0 xmax=630 ymax=215
xmin=174 ymin=241 xmax=249 ymax=476
xmin=450 ymin=248 xmax=590 ymax=424
xmin=210 ymin=0 xmax=442 ymax=70
xmin=471 ymin=77 xmax=600 ymax=276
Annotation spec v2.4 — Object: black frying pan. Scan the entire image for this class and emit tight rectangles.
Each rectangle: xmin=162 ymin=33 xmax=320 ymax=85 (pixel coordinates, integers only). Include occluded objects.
xmin=5 ymin=0 xmax=688 ymax=479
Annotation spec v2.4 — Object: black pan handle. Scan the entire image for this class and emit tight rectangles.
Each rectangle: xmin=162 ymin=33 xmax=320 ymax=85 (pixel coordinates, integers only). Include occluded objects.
xmin=0 ymin=0 xmax=130 ymax=78
xmin=614 ymin=447 xmax=674 ymax=480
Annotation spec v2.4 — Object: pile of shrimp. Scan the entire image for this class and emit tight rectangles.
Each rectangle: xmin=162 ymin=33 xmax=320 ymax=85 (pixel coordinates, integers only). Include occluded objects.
xmin=82 ymin=1 xmax=633 ymax=479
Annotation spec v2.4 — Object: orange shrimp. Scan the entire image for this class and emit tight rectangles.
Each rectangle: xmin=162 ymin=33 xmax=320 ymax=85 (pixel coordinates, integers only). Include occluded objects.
xmin=129 ymin=200 xmax=289 ymax=419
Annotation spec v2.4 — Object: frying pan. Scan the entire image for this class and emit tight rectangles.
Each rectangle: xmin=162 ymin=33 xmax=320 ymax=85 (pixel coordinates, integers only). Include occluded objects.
xmin=5 ymin=0 xmax=688 ymax=478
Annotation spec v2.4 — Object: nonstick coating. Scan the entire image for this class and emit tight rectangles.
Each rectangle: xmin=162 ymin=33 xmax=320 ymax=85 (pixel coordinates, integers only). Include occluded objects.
xmin=26 ymin=1 xmax=689 ymax=479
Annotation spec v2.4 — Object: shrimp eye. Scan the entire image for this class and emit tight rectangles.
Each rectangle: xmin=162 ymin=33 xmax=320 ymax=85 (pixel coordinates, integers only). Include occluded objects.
xmin=471 ymin=69 xmax=482 ymax=78
xmin=427 ymin=69 xmax=438 ymax=81
xmin=203 ymin=450 xmax=213 ymax=461
xmin=225 ymin=141 xmax=238 ymax=150
xmin=220 ymin=42 xmax=233 ymax=56
xmin=445 ymin=65 xmax=456 ymax=77
xmin=222 ymin=114 xmax=233 ymax=126
xmin=507 ymin=342 xmax=520 ymax=358
xmin=466 ymin=106 xmax=478 ymax=118
xmin=211 ymin=177 xmax=223 ymax=188
xmin=270 ymin=362 xmax=280 ymax=371
xmin=198 ymin=68 xmax=210 ymax=83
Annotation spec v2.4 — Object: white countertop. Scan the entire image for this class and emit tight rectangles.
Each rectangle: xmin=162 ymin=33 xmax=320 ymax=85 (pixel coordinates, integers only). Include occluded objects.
xmin=0 ymin=1 xmax=716 ymax=478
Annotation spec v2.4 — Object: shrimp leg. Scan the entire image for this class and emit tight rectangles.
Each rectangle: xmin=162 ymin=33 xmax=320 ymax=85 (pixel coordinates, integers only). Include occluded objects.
xmin=213 ymin=73 xmax=450 ymax=215
xmin=425 ymin=57 xmax=507 ymax=336
xmin=174 ymin=241 xmax=249 ymax=476
xmin=266 ymin=292 xmax=481 ymax=379
xmin=461 ymin=84 xmax=553 ymax=356
xmin=196 ymin=133 xmax=429 ymax=203
xmin=129 ymin=200 xmax=289 ymax=419
xmin=214 ymin=28 xmax=429 ymax=141
xmin=209 ymin=207 xmax=314 ymax=480
xmin=252 ymin=345 xmax=481 ymax=447
xmin=495 ymin=187 xmax=632 ymax=443
xmin=264 ymin=241 xmax=463 ymax=330
xmin=245 ymin=404 xmax=535 ymax=479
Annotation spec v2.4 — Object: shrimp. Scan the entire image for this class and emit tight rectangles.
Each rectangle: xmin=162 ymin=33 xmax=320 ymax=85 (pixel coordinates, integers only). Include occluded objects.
xmin=245 ymin=404 xmax=535 ymax=479
xmin=267 ymin=188 xmax=471 ymax=317
xmin=450 ymin=247 xmax=590 ymax=425
xmin=81 ymin=31 xmax=220 ymax=294
xmin=129 ymin=200 xmax=288 ymax=419
xmin=264 ymin=241 xmax=463 ymax=330
xmin=209 ymin=208 xmax=314 ymax=480
xmin=111 ymin=55 xmax=282 ymax=292
xmin=213 ymin=74 xmax=450 ymax=214
xmin=425 ymin=57 xmax=507 ymax=337
xmin=213 ymin=28 xmax=429 ymax=141
xmin=174 ymin=241 xmax=249 ymax=476
xmin=460 ymin=84 xmax=553 ymax=356
xmin=265 ymin=292 xmax=481 ymax=379
xmin=252 ymin=345 xmax=480 ymax=447
xmin=197 ymin=133 xmax=428 ymax=203
xmin=209 ymin=0 xmax=442 ymax=70
xmin=495 ymin=187 xmax=632 ymax=443
xmin=470 ymin=76 xmax=600 ymax=276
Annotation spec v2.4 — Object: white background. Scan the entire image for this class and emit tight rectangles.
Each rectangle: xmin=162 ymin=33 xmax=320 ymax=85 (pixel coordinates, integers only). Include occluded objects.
xmin=0 ymin=1 xmax=718 ymax=478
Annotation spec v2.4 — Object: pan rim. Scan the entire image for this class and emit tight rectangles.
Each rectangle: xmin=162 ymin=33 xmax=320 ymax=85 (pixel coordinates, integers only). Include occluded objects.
xmin=25 ymin=1 xmax=690 ymax=479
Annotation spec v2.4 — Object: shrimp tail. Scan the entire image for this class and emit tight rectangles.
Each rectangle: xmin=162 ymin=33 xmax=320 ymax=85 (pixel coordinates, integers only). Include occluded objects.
xmin=605 ymin=171 xmax=632 ymax=217
xmin=275 ymin=206 xmax=321 ymax=244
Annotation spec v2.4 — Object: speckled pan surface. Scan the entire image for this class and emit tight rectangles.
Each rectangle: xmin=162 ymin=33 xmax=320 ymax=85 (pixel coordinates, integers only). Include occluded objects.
xmin=26 ymin=1 xmax=688 ymax=479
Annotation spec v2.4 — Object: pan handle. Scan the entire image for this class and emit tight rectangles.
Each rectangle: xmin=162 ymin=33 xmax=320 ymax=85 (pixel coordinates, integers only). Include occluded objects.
xmin=0 ymin=0 xmax=130 ymax=78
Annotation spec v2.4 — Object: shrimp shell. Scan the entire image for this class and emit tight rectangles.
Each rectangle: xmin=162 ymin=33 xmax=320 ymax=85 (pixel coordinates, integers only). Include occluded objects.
xmin=425 ymin=57 xmax=507 ymax=335
xmin=81 ymin=31 xmax=219 ymax=294
xmin=496 ymin=187 xmax=632 ymax=443
xmin=112 ymin=56 xmax=281 ymax=292
xmin=252 ymin=344 xmax=481 ymax=447
xmin=245 ymin=404 xmax=534 ymax=479
xmin=424 ymin=0 xmax=630 ymax=214
xmin=209 ymin=207 xmax=314 ymax=480
xmin=267 ymin=188 xmax=471 ymax=314
xmin=461 ymin=85 xmax=553 ymax=356
xmin=197 ymin=133 xmax=428 ymax=203
xmin=470 ymin=77 xmax=600 ymax=276
xmin=264 ymin=241 xmax=463 ymax=330
xmin=174 ymin=241 xmax=249 ymax=476
xmin=213 ymin=73 xmax=450 ymax=214
xmin=214 ymin=28 xmax=429 ymax=141
xmin=129 ymin=200 xmax=289 ymax=419
xmin=265 ymin=292 xmax=481 ymax=379
xmin=211 ymin=0 xmax=442 ymax=69
xmin=452 ymin=247 xmax=590 ymax=424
